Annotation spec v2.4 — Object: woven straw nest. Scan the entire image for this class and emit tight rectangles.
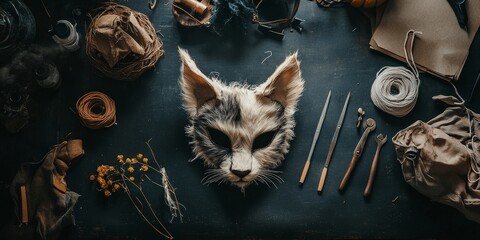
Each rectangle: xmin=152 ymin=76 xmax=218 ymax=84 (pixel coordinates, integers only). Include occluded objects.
xmin=86 ymin=3 xmax=164 ymax=81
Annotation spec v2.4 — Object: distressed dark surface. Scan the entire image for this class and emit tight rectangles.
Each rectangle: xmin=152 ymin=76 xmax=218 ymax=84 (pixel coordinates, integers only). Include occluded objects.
xmin=1 ymin=0 xmax=480 ymax=239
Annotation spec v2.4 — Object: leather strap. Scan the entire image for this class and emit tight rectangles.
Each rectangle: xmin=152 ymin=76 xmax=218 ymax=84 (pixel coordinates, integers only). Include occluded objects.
xmin=20 ymin=185 xmax=28 ymax=224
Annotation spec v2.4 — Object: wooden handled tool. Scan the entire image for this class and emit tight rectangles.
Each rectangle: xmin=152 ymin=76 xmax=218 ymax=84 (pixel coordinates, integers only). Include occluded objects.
xmin=317 ymin=92 xmax=350 ymax=192
xmin=364 ymin=133 xmax=387 ymax=197
xmin=338 ymin=118 xmax=376 ymax=191
xmin=299 ymin=90 xmax=331 ymax=184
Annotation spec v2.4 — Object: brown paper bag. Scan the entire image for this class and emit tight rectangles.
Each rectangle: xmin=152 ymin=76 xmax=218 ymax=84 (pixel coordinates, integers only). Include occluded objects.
xmin=370 ymin=0 xmax=480 ymax=81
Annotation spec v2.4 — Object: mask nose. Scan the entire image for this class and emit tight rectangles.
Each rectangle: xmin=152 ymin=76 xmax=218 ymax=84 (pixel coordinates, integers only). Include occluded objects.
xmin=231 ymin=169 xmax=251 ymax=178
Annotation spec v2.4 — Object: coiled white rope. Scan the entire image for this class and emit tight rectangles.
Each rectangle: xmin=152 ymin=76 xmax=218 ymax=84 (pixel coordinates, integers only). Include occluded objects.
xmin=370 ymin=30 xmax=422 ymax=117
xmin=52 ymin=20 xmax=80 ymax=51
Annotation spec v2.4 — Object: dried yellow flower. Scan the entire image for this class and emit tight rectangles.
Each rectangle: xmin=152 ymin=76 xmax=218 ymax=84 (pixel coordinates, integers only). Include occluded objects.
xmin=97 ymin=177 xmax=105 ymax=184
xmin=89 ymin=175 xmax=95 ymax=181
xmin=142 ymin=157 xmax=148 ymax=163
xmin=117 ymin=154 xmax=124 ymax=161
xmin=129 ymin=176 xmax=135 ymax=181
xmin=140 ymin=165 xmax=149 ymax=172
xmin=137 ymin=153 xmax=143 ymax=159
xmin=109 ymin=166 xmax=115 ymax=171
xmin=132 ymin=158 xmax=138 ymax=163
xmin=128 ymin=166 xmax=134 ymax=173
xmin=126 ymin=158 xmax=132 ymax=164
xmin=107 ymin=179 xmax=113 ymax=186
xmin=114 ymin=183 xmax=121 ymax=190
xmin=104 ymin=190 xmax=112 ymax=197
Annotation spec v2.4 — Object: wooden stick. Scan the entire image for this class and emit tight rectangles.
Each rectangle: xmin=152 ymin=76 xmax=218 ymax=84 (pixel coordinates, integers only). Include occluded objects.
xmin=20 ymin=185 xmax=28 ymax=224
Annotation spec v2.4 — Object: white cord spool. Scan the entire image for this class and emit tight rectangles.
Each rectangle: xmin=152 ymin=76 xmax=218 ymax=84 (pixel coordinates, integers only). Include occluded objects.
xmin=370 ymin=66 xmax=420 ymax=117
xmin=370 ymin=30 xmax=422 ymax=117
xmin=51 ymin=20 xmax=80 ymax=51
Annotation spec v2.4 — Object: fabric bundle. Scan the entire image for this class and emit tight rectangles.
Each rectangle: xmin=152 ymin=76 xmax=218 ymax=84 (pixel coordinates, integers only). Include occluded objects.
xmin=393 ymin=95 xmax=480 ymax=223
xmin=1 ymin=140 xmax=84 ymax=239
xmin=209 ymin=0 xmax=255 ymax=35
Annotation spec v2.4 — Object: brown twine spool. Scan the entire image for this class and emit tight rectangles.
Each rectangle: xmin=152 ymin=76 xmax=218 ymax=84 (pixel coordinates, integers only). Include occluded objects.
xmin=76 ymin=91 xmax=116 ymax=130
xmin=172 ymin=0 xmax=213 ymax=27
xmin=182 ymin=0 xmax=208 ymax=16
xmin=85 ymin=3 xmax=164 ymax=80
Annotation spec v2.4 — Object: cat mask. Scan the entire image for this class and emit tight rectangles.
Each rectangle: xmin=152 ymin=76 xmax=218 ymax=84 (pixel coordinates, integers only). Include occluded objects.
xmin=179 ymin=48 xmax=304 ymax=190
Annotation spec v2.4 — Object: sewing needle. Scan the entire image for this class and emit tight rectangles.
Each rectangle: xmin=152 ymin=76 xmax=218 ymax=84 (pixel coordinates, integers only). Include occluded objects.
xmin=317 ymin=92 xmax=350 ymax=193
xmin=299 ymin=90 xmax=331 ymax=185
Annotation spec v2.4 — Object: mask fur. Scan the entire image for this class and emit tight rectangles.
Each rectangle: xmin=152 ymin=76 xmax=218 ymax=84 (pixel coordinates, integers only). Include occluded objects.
xmin=179 ymin=48 xmax=304 ymax=190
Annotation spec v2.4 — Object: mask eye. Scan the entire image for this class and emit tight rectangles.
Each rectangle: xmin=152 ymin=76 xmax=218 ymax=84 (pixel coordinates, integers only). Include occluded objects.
xmin=207 ymin=127 xmax=231 ymax=150
xmin=252 ymin=131 xmax=277 ymax=151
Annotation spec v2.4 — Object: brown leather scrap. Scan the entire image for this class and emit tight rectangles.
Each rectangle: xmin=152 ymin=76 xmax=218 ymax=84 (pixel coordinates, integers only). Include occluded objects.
xmin=7 ymin=139 xmax=85 ymax=240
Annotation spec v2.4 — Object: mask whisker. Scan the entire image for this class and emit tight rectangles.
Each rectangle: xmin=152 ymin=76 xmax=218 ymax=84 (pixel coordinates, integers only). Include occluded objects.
xmin=256 ymin=175 xmax=271 ymax=188
xmin=201 ymin=169 xmax=225 ymax=186
xmin=263 ymin=169 xmax=283 ymax=174
xmin=201 ymin=172 xmax=220 ymax=183
xmin=263 ymin=172 xmax=285 ymax=183
xmin=261 ymin=173 xmax=278 ymax=189
xmin=218 ymin=178 xmax=227 ymax=186
xmin=207 ymin=175 xmax=225 ymax=186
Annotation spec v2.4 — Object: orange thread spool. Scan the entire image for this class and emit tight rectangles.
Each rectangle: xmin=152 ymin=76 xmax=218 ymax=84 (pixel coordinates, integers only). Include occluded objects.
xmin=181 ymin=0 xmax=207 ymax=16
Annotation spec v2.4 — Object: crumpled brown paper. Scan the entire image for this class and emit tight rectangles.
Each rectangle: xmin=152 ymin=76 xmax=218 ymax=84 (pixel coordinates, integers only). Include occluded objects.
xmin=370 ymin=0 xmax=480 ymax=81
xmin=91 ymin=12 xmax=154 ymax=68
xmin=86 ymin=3 xmax=164 ymax=80
xmin=393 ymin=96 xmax=480 ymax=223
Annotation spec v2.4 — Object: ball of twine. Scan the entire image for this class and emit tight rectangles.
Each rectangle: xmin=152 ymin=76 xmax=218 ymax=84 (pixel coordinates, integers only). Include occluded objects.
xmin=85 ymin=3 xmax=164 ymax=80
xmin=370 ymin=66 xmax=420 ymax=117
xmin=370 ymin=30 xmax=422 ymax=117
xmin=76 ymin=91 xmax=116 ymax=130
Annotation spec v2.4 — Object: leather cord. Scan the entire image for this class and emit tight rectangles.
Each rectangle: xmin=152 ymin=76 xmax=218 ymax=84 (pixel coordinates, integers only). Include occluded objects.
xmin=76 ymin=91 xmax=116 ymax=130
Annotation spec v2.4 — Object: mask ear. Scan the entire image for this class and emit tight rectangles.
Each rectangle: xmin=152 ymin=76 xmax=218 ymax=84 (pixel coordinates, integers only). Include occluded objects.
xmin=256 ymin=52 xmax=304 ymax=114
xmin=179 ymin=48 xmax=220 ymax=116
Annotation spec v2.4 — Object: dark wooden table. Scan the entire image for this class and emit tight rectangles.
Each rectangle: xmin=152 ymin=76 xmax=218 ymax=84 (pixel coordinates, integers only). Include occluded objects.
xmin=1 ymin=0 xmax=479 ymax=239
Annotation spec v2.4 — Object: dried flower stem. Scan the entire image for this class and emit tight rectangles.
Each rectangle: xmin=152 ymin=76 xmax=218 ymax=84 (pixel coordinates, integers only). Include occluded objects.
xmin=121 ymin=168 xmax=166 ymax=229
xmin=146 ymin=139 xmax=184 ymax=222
xmin=90 ymin=139 xmax=184 ymax=239
xmin=121 ymin=173 xmax=173 ymax=239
